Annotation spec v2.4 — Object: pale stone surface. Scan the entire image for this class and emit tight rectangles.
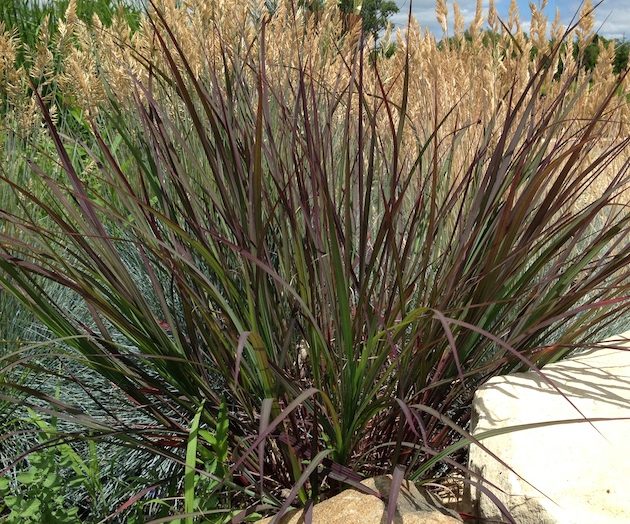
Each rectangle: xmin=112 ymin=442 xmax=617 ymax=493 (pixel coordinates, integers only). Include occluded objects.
xmin=257 ymin=475 xmax=462 ymax=523
xmin=469 ymin=331 xmax=630 ymax=523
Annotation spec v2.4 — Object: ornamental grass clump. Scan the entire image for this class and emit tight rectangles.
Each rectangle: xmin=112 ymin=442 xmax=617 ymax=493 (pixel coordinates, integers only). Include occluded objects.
xmin=0 ymin=0 xmax=629 ymax=521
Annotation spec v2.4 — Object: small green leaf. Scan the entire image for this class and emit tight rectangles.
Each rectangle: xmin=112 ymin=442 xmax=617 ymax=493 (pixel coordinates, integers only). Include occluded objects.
xmin=185 ymin=401 xmax=205 ymax=523
xmin=28 ymin=453 xmax=43 ymax=466
xmin=19 ymin=498 xmax=41 ymax=517
xmin=4 ymin=495 xmax=18 ymax=508
xmin=198 ymin=429 xmax=217 ymax=447
xmin=43 ymin=472 xmax=57 ymax=488
xmin=16 ymin=470 xmax=37 ymax=485
xmin=214 ymin=401 xmax=229 ymax=464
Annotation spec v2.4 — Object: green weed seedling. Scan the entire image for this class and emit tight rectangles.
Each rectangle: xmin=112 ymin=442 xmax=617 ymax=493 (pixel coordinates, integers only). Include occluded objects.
xmin=136 ymin=401 xmax=242 ymax=524
xmin=0 ymin=410 xmax=100 ymax=523
xmin=0 ymin=448 xmax=81 ymax=523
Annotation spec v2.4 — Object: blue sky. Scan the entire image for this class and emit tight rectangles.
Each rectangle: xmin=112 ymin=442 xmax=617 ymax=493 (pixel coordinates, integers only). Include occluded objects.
xmin=391 ymin=0 xmax=630 ymax=40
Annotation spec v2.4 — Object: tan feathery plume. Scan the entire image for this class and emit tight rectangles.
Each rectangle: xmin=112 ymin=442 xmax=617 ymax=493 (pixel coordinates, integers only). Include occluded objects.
xmin=593 ymin=37 xmax=615 ymax=81
xmin=0 ymin=24 xmax=21 ymax=102
xmin=453 ymin=1 xmax=464 ymax=38
xmin=435 ymin=0 xmax=448 ymax=34
xmin=529 ymin=0 xmax=548 ymax=48
xmin=29 ymin=16 xmax=54 ymax=82
xmin=57 ymin=0 xmax=79 ymax=54
xmin=578 ymin=0 xmax=595 ymax=41
xmin=488 ymin=0 xmax=497 ymax=31
xmin=550 ymin=7 xmax=563 ymax=41
xmin=0 ymin=24 xmax=18 ymax=71
xmin=469 ymin=0 xmax=483 ymax=38
xmin=65 ymin=0 xmax=78 ymax=27
xmin=508 ymin=0 xmax=520 ymax=31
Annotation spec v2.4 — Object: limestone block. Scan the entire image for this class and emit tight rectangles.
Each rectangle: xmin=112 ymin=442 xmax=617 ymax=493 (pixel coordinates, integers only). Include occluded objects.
xmin=257 ymin=475 xmax=462 ymax=523
xmin=469 ymin=331 xmax=630 ymax=523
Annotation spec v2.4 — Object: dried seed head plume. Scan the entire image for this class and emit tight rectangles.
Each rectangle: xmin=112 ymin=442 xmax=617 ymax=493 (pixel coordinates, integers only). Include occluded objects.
xmin=469 ymin=0 xmax=483 ymax=39
xmin=488 ymin=0 xmax=497 ymax=32
xmin=435 ymin=0 xmax=448 ymax=34
xmin=65 ymin=0 xmax=78 ymax=27
xmin=550 ymin=7 xmax=563 ymax=41
xmin=529 ymin=0 xmax=548 ymax=48
xmin=578 ymin=0 xmax=595 ymax=41
xmin=27 ymin=18 xmax=54 ymax=85
xmin=1 ymin=0 xmax=627 ymax=163
xmin=508 ymin=0 xmax=520 ymax=32
xmin=0 ymin=24 xmax=19 ymax=85
xmin=453 ymin=1 xmax=464 ymax=39
xmin=381 ymin=21 xmax=394 ymax=49
xmin=57 ymin=0 xmax=79 ymax=52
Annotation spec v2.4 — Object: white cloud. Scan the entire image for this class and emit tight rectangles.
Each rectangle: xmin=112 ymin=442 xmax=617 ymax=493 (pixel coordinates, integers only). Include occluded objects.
xmin=549 ymin=0 xmax=630 ymax=39
xmin=391 ymin=1 xmax=494 ymax=34
xmin=390 ymin=0 xmax=629 ymax=39
xmin=594 ymin=1 xmax=630 ymax=39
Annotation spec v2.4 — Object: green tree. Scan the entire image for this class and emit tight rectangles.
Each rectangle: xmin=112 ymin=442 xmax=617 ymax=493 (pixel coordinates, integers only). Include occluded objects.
xmin=613 ymin=40 xmax=629 ymax=74
xmin=578 ymin=34 xmax=601 ymax=71
xmin=573 ymin=35 xmax=629 ymax=75
xmin=338 ymin=0 xmax=398 ymax=39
